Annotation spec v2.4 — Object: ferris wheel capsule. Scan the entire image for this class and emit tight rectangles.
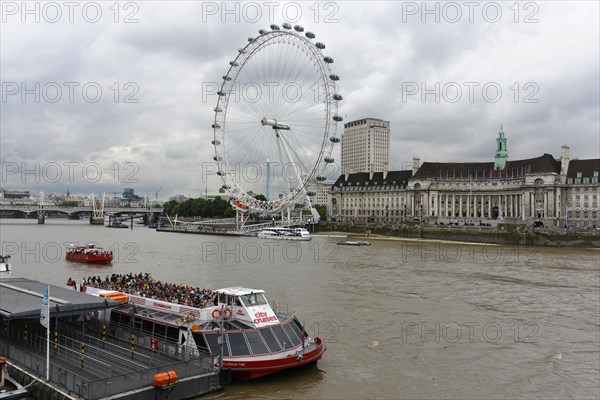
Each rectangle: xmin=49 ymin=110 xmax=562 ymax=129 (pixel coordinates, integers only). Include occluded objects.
xmin=305 ymin=32 xmax=315 ymax=39
xmin=282 ymin=22 xmax=292 ymax=29
xmin=333 ymin=93 xmax=343 ymax=101
xmin=294 ymin=25 xmax=304 ymax=32
xmin=259 ymin=29 xmax=266 ymax=34
xmin=324 ymin=56 xmax=334 ymax=63
xmin=333 ymin=115 xmax=343 ymax=121
xmin=270 ymin=24 xmax=280 ymax=30
xmin=315 ymin=42 xmax=325 ymax=49
xmin=330 ymin=74 xmax=340 ymax=81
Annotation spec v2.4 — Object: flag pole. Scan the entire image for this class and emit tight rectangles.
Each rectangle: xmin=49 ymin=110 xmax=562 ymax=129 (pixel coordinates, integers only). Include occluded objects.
xmin=46 ymin=286 xmax=50 ymax=381
xmin=41 ymin=285 xmax=50 ymax=381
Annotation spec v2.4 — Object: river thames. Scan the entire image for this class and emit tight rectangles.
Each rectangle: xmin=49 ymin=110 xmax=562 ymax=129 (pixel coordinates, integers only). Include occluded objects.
xmin=1 ymin=218 xmax=599 ymax=399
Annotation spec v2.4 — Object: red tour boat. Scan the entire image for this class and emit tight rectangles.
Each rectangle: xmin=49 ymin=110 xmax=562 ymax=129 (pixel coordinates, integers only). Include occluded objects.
xmin=65 ymin=244 xmax=113 ymax=264
xmin=84 ymin=286 xmax=325 ymax=381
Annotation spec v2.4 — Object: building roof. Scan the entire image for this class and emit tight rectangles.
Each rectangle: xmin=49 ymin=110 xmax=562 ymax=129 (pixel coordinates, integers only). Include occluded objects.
xmin=412 ymin=154 xmax=561 ymax=180
xmin=567 ymin=159 xmax=600 ymax=179
xmin=0 ymin=278 xmax=120 ymax=319
xmin=333 ymin=170 xmax=413 ymax=187
xmin=344 ymin=117 xmax=390 ymax=128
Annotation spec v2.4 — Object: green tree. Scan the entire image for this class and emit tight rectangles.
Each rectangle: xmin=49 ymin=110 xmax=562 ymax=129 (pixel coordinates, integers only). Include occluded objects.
xmin=313 ymin=204 xmax=327 ymax=220
xmin=163 ymin=200 xmax=180 ymax=215
xmin=163 ymin=196 xmax=235 ymax=218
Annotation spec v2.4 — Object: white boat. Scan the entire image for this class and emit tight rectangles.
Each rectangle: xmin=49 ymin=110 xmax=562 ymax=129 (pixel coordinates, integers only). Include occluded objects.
xmin=83 ymin=285 xmax=325 ymax=381
xmin=257 ymin=227 xmax=312 ymax=241
xmin=0 ymin=255 xmax=12 ymax=278
xmin=337 ymin=240 xmax=371 ymax=246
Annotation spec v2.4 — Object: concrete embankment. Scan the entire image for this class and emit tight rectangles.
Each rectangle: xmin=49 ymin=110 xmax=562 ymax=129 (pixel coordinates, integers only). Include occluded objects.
xmin=317 ymin=224 xmax=600 ymax=248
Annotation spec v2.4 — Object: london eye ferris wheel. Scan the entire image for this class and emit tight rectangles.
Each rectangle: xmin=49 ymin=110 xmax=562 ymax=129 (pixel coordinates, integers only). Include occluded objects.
xmin=211 ymin=23 xmax=343 ymax=222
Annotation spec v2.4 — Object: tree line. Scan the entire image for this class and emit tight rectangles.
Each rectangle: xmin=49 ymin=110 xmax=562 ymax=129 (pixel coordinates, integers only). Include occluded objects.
xmin=162 ymin=195 xmax=327 ymax=220
xmin=162 ymin=196 xmax=235 ymax=218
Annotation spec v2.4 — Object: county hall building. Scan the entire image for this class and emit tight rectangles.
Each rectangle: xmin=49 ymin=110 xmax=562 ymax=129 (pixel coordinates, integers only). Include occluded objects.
xmin=328 ymin=127 xmax=599 ymax=228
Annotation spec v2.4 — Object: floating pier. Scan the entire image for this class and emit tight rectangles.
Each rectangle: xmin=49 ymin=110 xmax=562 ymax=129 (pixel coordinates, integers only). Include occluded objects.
xmin=0 ymin=278 xmax=221 ymax=399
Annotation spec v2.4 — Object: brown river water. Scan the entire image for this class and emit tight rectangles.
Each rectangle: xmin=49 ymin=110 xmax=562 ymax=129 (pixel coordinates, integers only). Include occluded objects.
xmin=1 ymin=219 xmax=599 ymax=399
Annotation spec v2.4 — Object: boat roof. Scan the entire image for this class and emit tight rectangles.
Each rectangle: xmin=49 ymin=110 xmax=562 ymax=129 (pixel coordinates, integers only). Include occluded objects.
xmin=0 ymin=277 xmax=120 ymax=319
xmin=215 ymin=287 xmax=265 ymax=296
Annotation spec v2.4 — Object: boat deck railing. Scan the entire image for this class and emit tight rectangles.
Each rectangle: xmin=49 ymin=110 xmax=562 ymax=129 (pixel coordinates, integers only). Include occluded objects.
xmin=0 ymin=321 xmax=216 ymax=399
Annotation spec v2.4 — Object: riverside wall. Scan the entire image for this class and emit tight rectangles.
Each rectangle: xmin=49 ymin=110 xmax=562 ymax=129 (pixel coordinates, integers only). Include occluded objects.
xmin=317 ymin=223 xmax=600 ymax=248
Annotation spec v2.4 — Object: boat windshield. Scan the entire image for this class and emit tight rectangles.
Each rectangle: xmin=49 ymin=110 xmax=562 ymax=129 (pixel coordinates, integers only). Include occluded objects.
xmin=239 ymin=293 xmax=267 ymax=307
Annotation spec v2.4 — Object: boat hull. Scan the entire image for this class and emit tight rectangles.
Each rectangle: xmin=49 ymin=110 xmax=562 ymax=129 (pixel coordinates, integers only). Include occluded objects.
xmin=223 ymin=337 xmax=326 ymax=381
xmin=66 ymin=252 xmax=113 ymax=264
xmin=257 ymin=236 xmax=312 ymax=241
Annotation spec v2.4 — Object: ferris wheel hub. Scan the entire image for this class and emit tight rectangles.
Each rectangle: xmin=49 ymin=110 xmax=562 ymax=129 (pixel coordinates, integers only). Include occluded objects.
xmin=261 ymin=118 xmax=290 ymax=130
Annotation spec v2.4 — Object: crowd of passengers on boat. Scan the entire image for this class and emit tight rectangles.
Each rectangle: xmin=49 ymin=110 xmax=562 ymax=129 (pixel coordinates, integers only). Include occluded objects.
xmin=80 ymin=273 xmax=217 ymax=308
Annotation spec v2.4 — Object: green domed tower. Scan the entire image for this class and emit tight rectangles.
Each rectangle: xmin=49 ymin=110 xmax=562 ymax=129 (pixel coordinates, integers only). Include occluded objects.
xmin=494 ymin=126 xmax=508 ymax=171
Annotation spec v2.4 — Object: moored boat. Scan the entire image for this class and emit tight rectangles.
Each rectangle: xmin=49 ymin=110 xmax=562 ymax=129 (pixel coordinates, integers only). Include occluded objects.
xmin=257 ymin=227 xmax=312 ymax=241
xmin=106 ymin=220 xmax=128 ymax=228
xmin=337 ymin=240 xmax=371 ymax=246
xmin=0 ymin=255 xmax=12 ymax=278
xmin=83 ymin=284 xmax=325 ymax=381
xmin=66 ymin=244 xmax=113 ymax=264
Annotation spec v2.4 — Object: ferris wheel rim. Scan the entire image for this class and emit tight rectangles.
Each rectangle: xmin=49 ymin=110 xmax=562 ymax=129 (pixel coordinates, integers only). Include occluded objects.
xmin=212 ymin=27 xmax=342 ymax=214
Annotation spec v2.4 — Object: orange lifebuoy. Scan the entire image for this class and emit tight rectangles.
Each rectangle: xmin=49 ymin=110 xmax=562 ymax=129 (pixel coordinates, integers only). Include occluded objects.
xmin=224 ymin=308 xmax=232 ymax=319
xmin=212 ymin=309 xmax=222 ymax=319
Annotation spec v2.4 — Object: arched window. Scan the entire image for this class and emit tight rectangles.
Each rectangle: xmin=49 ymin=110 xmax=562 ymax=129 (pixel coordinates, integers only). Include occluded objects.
xmin=534 ymin=178 xmax=544 ymax=186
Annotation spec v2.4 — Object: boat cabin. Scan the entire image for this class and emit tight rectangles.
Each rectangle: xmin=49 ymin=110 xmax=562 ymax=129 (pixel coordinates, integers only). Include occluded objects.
xmin=214 ymin=287 xmax=280 ymax=328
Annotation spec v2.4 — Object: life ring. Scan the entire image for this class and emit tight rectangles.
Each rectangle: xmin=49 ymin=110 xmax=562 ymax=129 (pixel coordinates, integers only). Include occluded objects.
xmin=224 ymin=308 xmax=232 ymax=319
xmin=211 ymin=309 xmax=222 ymax=319
xmin=186 ymin=312 xmax=195 ymax=323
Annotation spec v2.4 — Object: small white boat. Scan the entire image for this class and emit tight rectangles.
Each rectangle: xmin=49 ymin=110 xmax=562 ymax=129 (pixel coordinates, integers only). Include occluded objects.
xmin=0 ymin=255 xmax=12 ymax=278
xmin=257 ymin=227 xmax=312 ymax=241
xmin=337 ymin=240 xmax=371 ymax=246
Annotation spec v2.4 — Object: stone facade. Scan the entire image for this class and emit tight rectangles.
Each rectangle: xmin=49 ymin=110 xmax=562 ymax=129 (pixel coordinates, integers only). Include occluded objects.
xmin=330 ymin=143 xmax=599 ymax=228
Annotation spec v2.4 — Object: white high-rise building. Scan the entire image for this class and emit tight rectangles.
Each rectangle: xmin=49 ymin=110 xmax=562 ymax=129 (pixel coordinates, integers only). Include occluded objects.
xmin=341 ymin=118 xmax=390 ymax=174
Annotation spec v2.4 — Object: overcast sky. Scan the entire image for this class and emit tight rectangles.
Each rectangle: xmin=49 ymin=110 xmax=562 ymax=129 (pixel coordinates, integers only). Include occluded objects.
xmin=1 ymin=1 xmax=598 ymax=200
